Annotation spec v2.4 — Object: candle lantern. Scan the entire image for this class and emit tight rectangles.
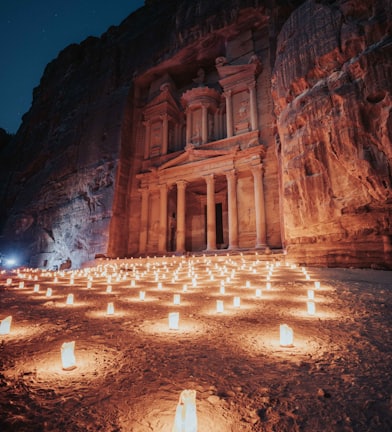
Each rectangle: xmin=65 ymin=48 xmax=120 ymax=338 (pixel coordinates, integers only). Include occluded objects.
xmin=245 ymin=280 xmax=251 ymax=288
xmin=216 ymin=300 xmax=224 ymax=313
xmin=158 ymin=282 xmax=163 ymax=290
xmin=305 ymin=274 xmax=310 ymax=280
xmin=266 ymin=282 xmax=271 ymax=290
xmin=182 ymin=284 xmax=188 ymax=293
xmin=255 ymin=289 xmax=262 ymax=298
xmin=139 ymin=291 xmax=146 ymax=301
xmin=66 ymin=294 xmax=74 ymax=305
xmin=0 ymin=316 xmax=12 ymax=335
xmin=107 ymin=302 xmax=114 ymax=315
xmin=314 ymin=281 xmax=320 ymax=289
xmin=106 ymin=285 xmax=112 ymax=293
xmin=18 ymin=281 xmax=24 ymax=289
xmin=169 ymin=312 xmax=179 ymax=330
xmin=33 ymin=284 xmax=40 ymax=293
xmin=173 ymin=294 xmax=181 ymax=305
xmin=307 ymin=289 xmax=314 ymax=300
xmin=130 ymin=279 xmax=136 ymax=287
xmin=307 ymin=300 xmax=316 ymax=315
xmin=233 ymin=296 xmax=241 ymax=308
xmin=6 ymin=278 xmax=12 ymax=286
xmin=220 ymin=285 xmax=225 ymax=295
xmin=61 ymin=341 xmax=76 ymax=370
xmin=46 ymin=288 xmax=53 ymax=297
xmin=87 ymin=281 xmax=92 ymax=289
xmin=280 ymin=324 xmax=294 ymax=347
xmin=172 ymin=389 xmax=198 ymax=432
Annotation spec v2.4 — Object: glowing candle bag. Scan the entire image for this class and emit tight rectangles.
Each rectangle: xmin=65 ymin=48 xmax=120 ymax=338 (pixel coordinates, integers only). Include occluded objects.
xmin=172 ymin=389 xmax=198 ymax=432
xmin=169 ymin=312 xmax=179 ymax=330
xmin=0 ymin=316 xmax=12 ymax=335
xmin=280 ymin=324 xmax=294 ymax=347
xmin=61 ymin=341 xmax=76 ymax=370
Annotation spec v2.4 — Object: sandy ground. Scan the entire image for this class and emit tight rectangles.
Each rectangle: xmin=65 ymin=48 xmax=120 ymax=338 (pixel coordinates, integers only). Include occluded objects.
xmin=0 ymin=254 xmax=391 ymax=432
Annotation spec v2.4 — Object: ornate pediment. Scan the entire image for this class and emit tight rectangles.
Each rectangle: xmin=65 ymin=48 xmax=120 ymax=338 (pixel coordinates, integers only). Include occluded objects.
xmin=158 ymin=144 xmax=238 ymax=170
xmin=143 ymin=82 xmax=181 ymax=120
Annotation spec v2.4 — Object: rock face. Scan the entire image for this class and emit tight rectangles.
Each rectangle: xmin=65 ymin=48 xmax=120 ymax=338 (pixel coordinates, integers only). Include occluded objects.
xmin=272 ymin=0 xmax=392 ymax=268
xmin=0 ymin=0 xmax=391 ymax=269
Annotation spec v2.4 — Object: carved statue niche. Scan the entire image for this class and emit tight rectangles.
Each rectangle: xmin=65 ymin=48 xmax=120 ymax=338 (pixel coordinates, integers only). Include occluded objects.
xmin=142 ymin=78 xmax=183 ymax=159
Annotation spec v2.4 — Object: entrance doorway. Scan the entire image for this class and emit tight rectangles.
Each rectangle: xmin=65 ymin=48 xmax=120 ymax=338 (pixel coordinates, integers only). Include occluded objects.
xmin=204 ymin=203 xmax=224 ymax=248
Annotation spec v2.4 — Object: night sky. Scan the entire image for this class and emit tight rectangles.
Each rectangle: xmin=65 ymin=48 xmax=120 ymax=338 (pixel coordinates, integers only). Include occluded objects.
xmin=0 ymin=0 xmax=144 ymax=134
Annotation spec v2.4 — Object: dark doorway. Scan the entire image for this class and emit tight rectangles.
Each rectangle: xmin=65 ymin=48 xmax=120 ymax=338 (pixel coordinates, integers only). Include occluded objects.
xmin=204 ymin=203 xmax=224 ymax=247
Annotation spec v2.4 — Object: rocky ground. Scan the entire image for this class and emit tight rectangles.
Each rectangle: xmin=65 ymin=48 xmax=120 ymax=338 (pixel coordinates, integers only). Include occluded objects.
xmin=0 ymin=254 xmax=391 ymax=431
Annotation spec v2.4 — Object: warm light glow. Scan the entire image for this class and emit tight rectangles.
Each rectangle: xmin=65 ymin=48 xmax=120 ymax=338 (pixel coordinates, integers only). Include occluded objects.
xmin=314 ymin=281 xmax=320 ymax=289
xmin=158 ymin=282 xmax=163 ymax=290
xmin=107 ymin=302 xmax=114 ymax=315
xmin=182 ymin=284 xmax=188 ymax=292
xmin=139 ymin=291 xmax=146 ymax=301
xmin=280 ymin=324 xmax=294 ymax=347
xmin=6 ymin=278 xmax=12 ymax=285
xmin=87 ymin=281 xmax=92 ymax=289
xmin=169 ymin=312 xmax=179 ymax=330
xmin=46 ymin=288 xmax=53 ymax=297
xmin=0 ymin=316 xmax=12 ymax=335
xmin=219 ymin=285 xmax=225 ymax=294
xmin=61 ymin=341 xmax=76 ymax=370
xmin=233 ymin=296 xmax=241 ymax=308
xmin=255 ymin=289 xmax=262 ymax=298
xmin=216 ymin=300 xmax=224 ymax=313
xmin=266 ymin=282 xmax=271 ymax=290
xmin=307 ymin=300 xmax=316 ymax=315
xmin=106 ymin=285 xmax=112 ymax=293
xmin=33 ymin=284 xmax=40 ymax=293
xmin=66 ymin=294 xmax=74 ymax=305
xmin=172 ymin=389 xmax=197 ymax=432
xmin=173 ymin=294 xmax=181 ymax=305
xmin=307 ymin=289 xmax=314 ymax=300
xmin=245 ymin=280 xmax=250 ymax=288
xmin=18 ymin=281 xmax=24 ymax=289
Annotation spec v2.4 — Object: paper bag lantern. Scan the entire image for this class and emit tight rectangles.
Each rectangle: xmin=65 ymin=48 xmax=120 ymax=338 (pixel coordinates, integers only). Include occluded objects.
xmin=169 ymin=312 xmax=179 ymax=330
xmin=107 ymin=302 xmax=114 ymax=315
xmin=172 ymin=389 xmax=197 ymax=432
xmin=280 ymin=324 xmax=294 ymax=347
xmin=61 ymin=341 xmax=76 ymax=370
xmin=0 ymin=316 xmax=12 ymax=335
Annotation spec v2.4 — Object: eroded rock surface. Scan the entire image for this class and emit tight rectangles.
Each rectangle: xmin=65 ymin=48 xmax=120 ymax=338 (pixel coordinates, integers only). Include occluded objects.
xmin=272 ymin=0 xmax=392 ymax=268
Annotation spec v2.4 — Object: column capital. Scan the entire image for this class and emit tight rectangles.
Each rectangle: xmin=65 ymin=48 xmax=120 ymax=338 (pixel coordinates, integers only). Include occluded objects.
xmin=223 ymin=90 xmax=232 ymax=99
xmin=225 ymin=169 xmax=237 ymax=181
xmin=159 ymin=183 xmax=168 ymax=191
xmin=143 ymin=119 xmax=151 ymax=127
xmin=251 ymin=163 xmax=264 ymax=175
xmin=176 ymin=179 xmax=187 ymax=190
xmin=138 ymin=187 xmax=149 ymax=195
xmin=248 ymin=82 xmax=256 ymax=91
xmin=203 ymin=173 xmax=215 ymax=185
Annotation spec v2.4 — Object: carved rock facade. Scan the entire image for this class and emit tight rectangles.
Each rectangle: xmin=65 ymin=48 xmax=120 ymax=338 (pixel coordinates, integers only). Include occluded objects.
xmin=0 ymin=0 xmax=391 ymax=269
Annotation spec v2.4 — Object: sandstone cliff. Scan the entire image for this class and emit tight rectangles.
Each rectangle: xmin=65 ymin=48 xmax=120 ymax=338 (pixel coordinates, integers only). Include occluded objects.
xmin=272 ymin=0 xmax=392 ymax=268
xmin=0 ymin=0 xmax=390 ymax=269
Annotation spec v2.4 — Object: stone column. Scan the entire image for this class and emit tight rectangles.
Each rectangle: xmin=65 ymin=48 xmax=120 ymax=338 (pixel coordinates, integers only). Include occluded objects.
xmin=251 ymin=164 xmax=267 ymax=248
xmin=224 ymin=90 xmax=233 ymax=138
xmin=143 ymin=120 xmax=150 ymax=160
xmin=158 ymin=183 xmax=168 ymax=253
xmin=161 ymin=114 xmax=169 ymax=155
xmin=205 ymin=174 xmax=217 ymax=250
xmin=176 ymin=180 xmax=187 ymax=253
xmin=201 ymin=103 xmax=208 ymax=144
xmin=248 ymin=83 xmax=258 ymax=131
xmin=226 ymin=170 xmax=239 ymax=249
xmin=138 ymin=187 xmax=149 ymax=253
xmin=185 ymin=109 xmax=191 ymax=144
